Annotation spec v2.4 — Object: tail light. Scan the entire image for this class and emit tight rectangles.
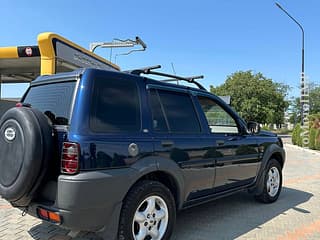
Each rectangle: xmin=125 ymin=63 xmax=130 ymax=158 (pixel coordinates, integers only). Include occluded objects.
xmin=37 ymin=207 xmax=62 ymax=224
xmin=16 ymin=102 xmax=31 ymax=108
xmin=61 ymin=142 xmax=80 ymax=174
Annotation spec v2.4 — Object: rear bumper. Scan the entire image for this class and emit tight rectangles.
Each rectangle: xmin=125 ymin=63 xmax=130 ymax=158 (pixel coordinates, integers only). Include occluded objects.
xmin=27 ymin=200 xmax=122 ymax=232
xmin=27 ymin=168 xmax=137 ymax=233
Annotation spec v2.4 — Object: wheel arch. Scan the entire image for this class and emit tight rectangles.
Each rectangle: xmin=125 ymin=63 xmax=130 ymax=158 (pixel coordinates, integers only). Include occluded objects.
xmin=125 ymin=156 xmax=185 ymax=210
xmin=250 ymin=143 xmax=285 ymax=195
xmin=270 ymin=152 xmax=284 ymax=169
xmin=137 ymin=171 xmax=180 ymax=207
xmin=123 ymin=170 xmax=182 ymax=211
xmin=261 ymin=143 xmax=286 ymax=172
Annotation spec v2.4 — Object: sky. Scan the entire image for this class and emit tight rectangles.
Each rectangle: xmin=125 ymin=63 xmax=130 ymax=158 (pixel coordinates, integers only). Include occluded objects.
xmin=1 ymin=0 xmax=319 ymax=98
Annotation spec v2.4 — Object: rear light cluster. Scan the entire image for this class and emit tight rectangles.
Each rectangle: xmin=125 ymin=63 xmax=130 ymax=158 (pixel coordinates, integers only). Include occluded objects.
xmin=61 ymin=142 xmax=80 ymax=174
xmin=37 ymin=207 xmax=61 ymax=224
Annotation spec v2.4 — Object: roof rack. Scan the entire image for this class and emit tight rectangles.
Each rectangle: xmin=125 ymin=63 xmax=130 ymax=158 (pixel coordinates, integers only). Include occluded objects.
xmin=128 ymin=65 xmax=207 ymax=91
xmin=128 ymin=65 xmax=162 ymax=75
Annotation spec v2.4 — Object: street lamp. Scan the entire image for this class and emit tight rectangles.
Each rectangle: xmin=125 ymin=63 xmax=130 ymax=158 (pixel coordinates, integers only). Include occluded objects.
xmin=275 ymin=2 xmax=305 ymax=125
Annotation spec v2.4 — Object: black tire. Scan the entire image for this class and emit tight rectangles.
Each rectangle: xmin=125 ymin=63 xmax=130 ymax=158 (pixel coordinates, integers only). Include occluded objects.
xmin=118 ymin=180 xmax=176 ymax=240
xmin=255 ymin=159 xmax=282 ymax=203
xmin=0 ymin=107 xmax=53 ymax=206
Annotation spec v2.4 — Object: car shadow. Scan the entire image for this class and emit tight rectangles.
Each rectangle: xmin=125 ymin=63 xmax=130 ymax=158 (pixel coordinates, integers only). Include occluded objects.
xmin=28 ymin=222 xmax=102 ymax=240
xmin=172 ymin=187 xmax=313 ymax=240
xmin=27 ymin=187 xmax=312 ymax=240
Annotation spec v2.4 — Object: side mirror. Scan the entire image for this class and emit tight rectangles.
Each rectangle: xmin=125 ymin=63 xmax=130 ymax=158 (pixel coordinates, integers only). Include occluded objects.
xmin=247 ymin=121 xmax=261 ymax=134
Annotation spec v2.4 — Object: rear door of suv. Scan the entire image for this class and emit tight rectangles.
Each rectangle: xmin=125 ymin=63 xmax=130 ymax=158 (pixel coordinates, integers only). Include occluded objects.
xmin=147 ymin=86 xmax=215 ymax=201
xmin=74 ymin=70 xmax=154 ymax=170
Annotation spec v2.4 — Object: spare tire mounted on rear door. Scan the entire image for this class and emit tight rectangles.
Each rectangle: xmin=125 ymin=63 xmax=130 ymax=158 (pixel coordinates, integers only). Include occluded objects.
xmin=0 ymin=107 xmax=53 ymax=206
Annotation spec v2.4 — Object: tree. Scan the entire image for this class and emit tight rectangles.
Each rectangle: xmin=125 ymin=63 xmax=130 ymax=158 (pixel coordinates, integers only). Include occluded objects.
xmin=310 ymin=84 xmax=320 ymax=114
xmin=287 ymin=83 xmax=320 ymax=124
xmin=210 ymin=71 xmax=289 ymax=125
xmin=288 ymin=97 xmax=301 ymax=124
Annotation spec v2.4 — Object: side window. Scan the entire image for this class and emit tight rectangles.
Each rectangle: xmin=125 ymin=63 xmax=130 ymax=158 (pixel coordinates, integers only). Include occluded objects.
xmin=198 ymin=96 xmax=239 ymax=134
xmin=148 ymin=89 xmax=168 ymax=132
xmin=155 ymin=89 xmax=201 ymax=133
xmin=90 ymin=77 xmax=141 ymax=132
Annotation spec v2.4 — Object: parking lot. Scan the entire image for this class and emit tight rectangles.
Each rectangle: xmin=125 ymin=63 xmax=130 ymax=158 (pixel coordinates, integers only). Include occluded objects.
xmin=1 ymin=142 xmax=320 ymax=240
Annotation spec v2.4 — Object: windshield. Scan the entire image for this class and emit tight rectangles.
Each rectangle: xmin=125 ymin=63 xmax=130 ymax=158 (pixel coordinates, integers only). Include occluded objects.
xmin=23 ymin=81 xmax=76 ymax=125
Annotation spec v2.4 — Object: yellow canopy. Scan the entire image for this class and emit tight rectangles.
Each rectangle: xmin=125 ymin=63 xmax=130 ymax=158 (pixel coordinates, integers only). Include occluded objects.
xmin=0 ymin=32 xmax=120 ymax=83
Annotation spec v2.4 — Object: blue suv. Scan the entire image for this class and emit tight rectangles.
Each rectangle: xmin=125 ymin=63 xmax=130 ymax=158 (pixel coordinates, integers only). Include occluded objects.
xmin=0 ymin=67 xmax=285 ymax=240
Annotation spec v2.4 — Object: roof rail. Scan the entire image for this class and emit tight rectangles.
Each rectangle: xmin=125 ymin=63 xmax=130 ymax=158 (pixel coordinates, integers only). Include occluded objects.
xmin=127 ymin=65 xmax=207 ymax=91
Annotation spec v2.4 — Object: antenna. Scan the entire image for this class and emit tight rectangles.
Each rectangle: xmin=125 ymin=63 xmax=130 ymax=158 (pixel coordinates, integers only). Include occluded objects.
xmin=171 ymin=63 xmax=178 ymax=85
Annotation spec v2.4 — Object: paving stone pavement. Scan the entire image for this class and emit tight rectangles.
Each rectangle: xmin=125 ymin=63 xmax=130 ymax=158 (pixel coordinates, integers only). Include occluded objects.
xmin=0 ymin=143 xmax=319 ymax=240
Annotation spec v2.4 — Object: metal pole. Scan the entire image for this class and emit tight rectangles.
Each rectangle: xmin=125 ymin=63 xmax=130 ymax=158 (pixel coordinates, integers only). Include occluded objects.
xmin=275 ymin=2 xmax=305 ymax=125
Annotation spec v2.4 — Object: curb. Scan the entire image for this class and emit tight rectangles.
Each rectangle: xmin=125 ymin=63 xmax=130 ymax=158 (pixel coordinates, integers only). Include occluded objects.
xmin=284 ymin=143 xmax=320 ymax=156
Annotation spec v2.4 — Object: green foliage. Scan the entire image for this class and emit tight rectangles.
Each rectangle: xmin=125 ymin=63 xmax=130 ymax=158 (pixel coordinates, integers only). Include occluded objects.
xmin=315 ymin=129 xmax=320 ymax=150
xmin=210 ymin=71 xmax=289 ymax=124
xmin=311 ymin=114 xmax=320 ymax=150
xmin=292 ymin=124 xmax=302 ymax=146
xmin=310 ymin=85 xmax=320 ymax=114
xmin=288 ymin=84 xmax=320 ymax=122
xmin=288 ymin=97 xmax=301 ymax=124
xmin=309 ymin=114 xmax=320 ymax=125
xmin=261 ymin=125 xmax=271 ymax=131
xmin=309 ymin=127 xmax=316 ymax=149
xmin=292 ymin=114 xmax=320 ymax=149
xmin=274 ymin=128 xmax=292 ymax=135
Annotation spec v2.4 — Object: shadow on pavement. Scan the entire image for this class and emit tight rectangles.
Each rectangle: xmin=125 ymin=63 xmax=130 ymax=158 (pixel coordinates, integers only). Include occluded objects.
xmin=172 ymin=187 xmax=313 ymax=240
xmin=28 ymin=222 xmax=102 ymax=240
xmin=27 ymin=187 xmax=312 ymax=240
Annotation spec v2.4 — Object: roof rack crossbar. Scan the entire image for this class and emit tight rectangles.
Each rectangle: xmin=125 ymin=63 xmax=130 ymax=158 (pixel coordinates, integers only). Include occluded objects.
xmin=127 ymin=65 xmax=206 ymax=91
xmin=128 ymin=65 xmax=162 ymax=75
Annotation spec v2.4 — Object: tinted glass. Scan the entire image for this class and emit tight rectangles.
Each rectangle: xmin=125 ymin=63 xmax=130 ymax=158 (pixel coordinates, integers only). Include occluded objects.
xmin=198 ymin=96 xmax=238 ymax=134
xmin=90 ymin=77 xmax=140 ymax=132
xmin=23 ymin=81 xmax=76 ymax=125
xmin=149 ymin=89 xmax=168 ymax=132
xmin=158 ymin=90 xmax=201 ymax=133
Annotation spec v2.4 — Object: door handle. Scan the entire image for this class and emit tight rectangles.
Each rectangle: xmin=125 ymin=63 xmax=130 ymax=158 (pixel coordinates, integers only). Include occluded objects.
xmin=216 ymin=140 xmax=225 ymax=146
xmin=161 ymin=140 xmax=174 ymax=147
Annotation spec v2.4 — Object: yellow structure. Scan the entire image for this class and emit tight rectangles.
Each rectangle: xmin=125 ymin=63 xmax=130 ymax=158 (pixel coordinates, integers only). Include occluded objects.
xmin=0 ymin=32 xmax=120 ymax=84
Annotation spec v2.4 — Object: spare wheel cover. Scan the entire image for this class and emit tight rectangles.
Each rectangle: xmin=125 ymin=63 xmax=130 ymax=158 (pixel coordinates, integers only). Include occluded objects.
xmin=0 ymin=107 xmax=44 ymax=202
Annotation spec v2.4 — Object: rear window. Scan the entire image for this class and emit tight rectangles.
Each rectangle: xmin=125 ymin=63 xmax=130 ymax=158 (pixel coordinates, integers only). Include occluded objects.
xmin=90 ymin=77 xmax=141 ymax=133
xmin=23 ymin=81 xmax=76 ymax=125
